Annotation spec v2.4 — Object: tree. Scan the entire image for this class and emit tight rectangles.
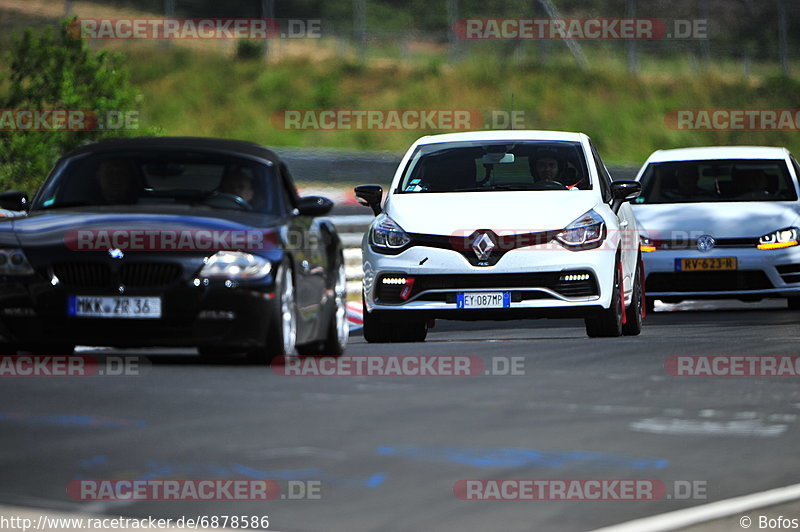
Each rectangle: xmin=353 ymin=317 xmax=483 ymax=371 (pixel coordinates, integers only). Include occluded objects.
xmin=0 ymin=18 xmax=144 ymax=195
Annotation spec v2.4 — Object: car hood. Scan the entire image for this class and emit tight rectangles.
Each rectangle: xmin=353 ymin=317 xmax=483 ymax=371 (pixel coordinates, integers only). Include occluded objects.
xmin=385 ymin=191 xmax=600 ymax=235
xmin=632 ymin=202 xmax=800 ymax=239
xmin=1 ymin=207 xmax=282 ymax=257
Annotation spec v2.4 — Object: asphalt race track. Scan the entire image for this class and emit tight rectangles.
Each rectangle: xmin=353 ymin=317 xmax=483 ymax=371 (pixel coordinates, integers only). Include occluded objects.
xmin=1 ymin=300 xmax=799 ymax=531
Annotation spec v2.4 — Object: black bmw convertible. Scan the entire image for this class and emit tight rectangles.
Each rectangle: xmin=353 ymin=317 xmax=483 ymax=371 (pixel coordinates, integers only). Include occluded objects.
xmin=0 ymin=137 xmax=347 ymax=362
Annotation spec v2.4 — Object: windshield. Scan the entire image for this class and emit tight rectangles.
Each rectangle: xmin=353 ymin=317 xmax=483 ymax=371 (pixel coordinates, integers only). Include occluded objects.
xmin=32 ymin=150 xmax=280 ymax=214
xmin=636 ymin=159 xmax=798 ymax=204
xmin=397 ymin=141 xmax=591 ymax=193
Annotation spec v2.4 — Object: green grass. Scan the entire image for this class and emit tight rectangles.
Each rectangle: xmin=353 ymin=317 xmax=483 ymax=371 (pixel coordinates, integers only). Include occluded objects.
xmin=123 ymin=45 xmax=800 ymax=165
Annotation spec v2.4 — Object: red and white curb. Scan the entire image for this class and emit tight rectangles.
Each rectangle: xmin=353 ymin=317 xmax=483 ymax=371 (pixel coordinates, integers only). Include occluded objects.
xmin=346 ymin=301 xmax=363 ymax=332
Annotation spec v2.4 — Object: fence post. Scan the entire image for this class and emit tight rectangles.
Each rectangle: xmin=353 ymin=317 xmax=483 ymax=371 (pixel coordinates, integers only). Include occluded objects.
xmin=626 ymin=0 xmax=638 ymax=74
xmin=353 ymin=0 xmax=366 ymax=62
xmin=777 ymin=0 xmax=789 ymax=75
xmin=447 ymin=0 xmax=459 ymax=62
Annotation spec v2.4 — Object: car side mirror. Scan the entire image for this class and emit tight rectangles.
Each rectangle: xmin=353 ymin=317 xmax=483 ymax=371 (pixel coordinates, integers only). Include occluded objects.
xmin=611 ymin=180 xmax=641 ymax=201
xmin=296 ymin=195 xmax=333 ymax=217
xmin=0 ymin=191 xmax=28 ymax=211
xmin=354 ymin=184 xmax=383 ymax=215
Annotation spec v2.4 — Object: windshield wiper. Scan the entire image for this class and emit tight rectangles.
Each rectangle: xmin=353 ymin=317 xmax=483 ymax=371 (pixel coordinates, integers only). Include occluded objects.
xmin=451 ymin=184 xmax=535 ymax=192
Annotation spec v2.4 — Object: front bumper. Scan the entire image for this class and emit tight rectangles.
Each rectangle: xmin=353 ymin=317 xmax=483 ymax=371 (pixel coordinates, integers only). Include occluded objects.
xmin=0 ymin=276 xmax=278 ymax=347
xmin=363 ymin=242 xmax=618 ymax=318
xmin=642 ymin=245 xmax=800 ymax=299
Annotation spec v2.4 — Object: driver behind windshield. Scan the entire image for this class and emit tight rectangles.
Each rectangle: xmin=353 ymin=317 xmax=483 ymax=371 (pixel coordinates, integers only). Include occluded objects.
xmin=96 ymin=159 xmax=141 ymax=204
xmin=529 ymin=149 xmax=564 ymax=183
xmin=220 ymin=167 xmax=255 ymax=203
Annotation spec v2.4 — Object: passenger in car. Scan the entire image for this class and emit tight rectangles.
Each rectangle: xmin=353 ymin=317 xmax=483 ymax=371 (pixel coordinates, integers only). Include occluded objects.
xmin=662 ymin=165 xmax=714 ymax=199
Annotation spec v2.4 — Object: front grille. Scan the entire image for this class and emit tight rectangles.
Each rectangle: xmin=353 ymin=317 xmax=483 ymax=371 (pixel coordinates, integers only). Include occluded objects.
xmin=52 ymin=263 xmax=111 ymax=288
xmin=120 ymin=263 xmax=182 ymax=287
xmin=776 ymin=264 xmax=800 ymax=284
xmin=375 ymin=271 xmax=598 ymax=304
xmin=650 ymin=237 xmax=755 ymax=250
xmin=52 ymin=262 xmax=182 ymax=289
xmin=646 ymin=271 xmax=773 ymax=292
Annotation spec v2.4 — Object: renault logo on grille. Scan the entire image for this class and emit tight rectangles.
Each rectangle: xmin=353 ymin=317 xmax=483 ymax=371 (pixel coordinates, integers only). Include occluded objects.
xmin=696 ymin=235 xmax=715 ymax=252
xmin=472 ymin=231 xmax=496 ymax=261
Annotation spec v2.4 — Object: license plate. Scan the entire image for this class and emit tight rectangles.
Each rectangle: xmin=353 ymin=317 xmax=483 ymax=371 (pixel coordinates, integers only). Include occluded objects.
xmin=67 ymin=296 xmax=162 ymax=319
xmin=456 ymin=292 xmax=511 ymax=309
xmin=675 ymin=257 xmax=738 ymax=272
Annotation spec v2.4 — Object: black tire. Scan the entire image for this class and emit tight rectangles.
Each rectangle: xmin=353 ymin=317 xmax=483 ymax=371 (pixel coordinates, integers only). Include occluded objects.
xmin=622 ymin=259 xmax=644 ymax=336
xmin=297 ymin=259 xmax=348 ymax=357
xmin=788 ymin=297 xmax=800 ymax=310
xmin=585 ymin=260 xmax=624 ymax=338
xmin=247 ymin=263 xmax=297 ymax=364
xmin=363 ymin=297 xmax=427 ymax=343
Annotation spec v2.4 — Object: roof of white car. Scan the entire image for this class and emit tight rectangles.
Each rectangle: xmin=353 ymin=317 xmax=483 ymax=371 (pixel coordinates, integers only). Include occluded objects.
xmin=646 ymin=146 xmax=790 ymax=162
xmin=415 ymin=130 xmax=588 ymax=145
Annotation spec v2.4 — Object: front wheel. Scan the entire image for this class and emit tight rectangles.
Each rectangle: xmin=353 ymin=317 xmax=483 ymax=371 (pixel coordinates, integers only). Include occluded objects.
xmin=247 ymin=263 xmax=297 ymax=364
xmin=585 ymin=261 xmax=624 ymax=338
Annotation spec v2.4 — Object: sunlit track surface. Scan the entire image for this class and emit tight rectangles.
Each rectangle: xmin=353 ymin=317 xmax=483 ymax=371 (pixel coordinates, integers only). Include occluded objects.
xmin=1 ymin=300 xmax=799 ymax=532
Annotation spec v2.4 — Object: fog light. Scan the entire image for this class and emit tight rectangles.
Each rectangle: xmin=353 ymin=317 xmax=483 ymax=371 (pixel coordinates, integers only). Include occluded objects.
xmin=382 ymin=277 xmax=407 ymax=285
xmin=561 ymin=273 xmax=590 ymax=282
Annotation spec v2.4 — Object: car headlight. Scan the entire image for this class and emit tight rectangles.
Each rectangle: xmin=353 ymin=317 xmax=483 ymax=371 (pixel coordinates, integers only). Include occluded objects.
xmin=555 ymin=209 xmax=606 ymax=250
xmin=370 ymin=214 xmax=411 ymax=250
xmin=199 ymin=251 xmax=272 ymax=280
xmin=0 ymin=249 xmax=34 ymax=275
xmin=757 ymin=227 xmax=799 ymax=250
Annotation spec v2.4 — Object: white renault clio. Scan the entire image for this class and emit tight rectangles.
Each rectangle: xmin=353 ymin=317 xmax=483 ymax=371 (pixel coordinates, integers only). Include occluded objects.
xmin=633 ymin=146 xmax=800 ymax=310
xmin=355 ymin=130 xmax=645 ymax=341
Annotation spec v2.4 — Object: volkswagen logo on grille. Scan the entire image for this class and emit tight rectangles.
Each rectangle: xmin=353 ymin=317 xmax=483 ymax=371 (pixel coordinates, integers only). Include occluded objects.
xmin=696 ymin=235 xmax=715 ymax=252
xmin=108 ymin=248 xmax=124 ymax=259
xmin=472 ymin=231 xmax=496 ymax=261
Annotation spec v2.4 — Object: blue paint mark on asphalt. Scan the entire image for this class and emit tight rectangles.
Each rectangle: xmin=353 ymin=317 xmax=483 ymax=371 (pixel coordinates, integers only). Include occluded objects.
xmin=375 ymin=446 xmax=668 ymax=470
xmin=0 ymin=412 xmax=146 ymax=428
xmin=365 ymin=473 xmax=386 ymax=488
